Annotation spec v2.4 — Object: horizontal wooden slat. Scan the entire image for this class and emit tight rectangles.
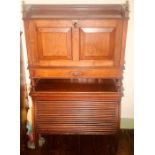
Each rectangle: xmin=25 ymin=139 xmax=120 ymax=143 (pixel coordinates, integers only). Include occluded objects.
xmin=35 ymin=100 xmax=118 ymax=134
xmin=37 ymin=125 xmax=117 ymax=134
xmin=31 ymin=92 xmax=121 ymax=101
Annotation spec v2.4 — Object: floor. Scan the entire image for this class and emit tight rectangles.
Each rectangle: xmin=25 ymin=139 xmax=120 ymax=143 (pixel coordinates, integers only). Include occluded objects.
xmin=21 ymin=130 xmax=134 ymax=155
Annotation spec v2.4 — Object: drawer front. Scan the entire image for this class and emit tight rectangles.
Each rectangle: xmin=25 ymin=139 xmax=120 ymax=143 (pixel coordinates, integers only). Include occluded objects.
xmin=35 ymin=101 xmax=119 ymax=134
xmin=30 ymin=68 xmax=122 ymax=78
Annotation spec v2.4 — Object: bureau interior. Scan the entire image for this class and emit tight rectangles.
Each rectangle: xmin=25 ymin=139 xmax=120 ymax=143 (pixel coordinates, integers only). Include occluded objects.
xmin=34 ymin=78 xmax=118 ymax=92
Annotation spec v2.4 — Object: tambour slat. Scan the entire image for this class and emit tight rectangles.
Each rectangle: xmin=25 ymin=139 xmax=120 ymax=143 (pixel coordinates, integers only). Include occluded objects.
xmin=35 ymin=100 xmax=118 ymax=134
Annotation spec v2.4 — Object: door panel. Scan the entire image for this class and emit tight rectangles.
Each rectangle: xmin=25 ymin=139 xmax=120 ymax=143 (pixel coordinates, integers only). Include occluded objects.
xmin=37 ymin=27 xmax=72 ymax=60
xmin=79 ymin=20 xmax=123 ymax=67
xmin=27 ymin=20 xmax=74 ymax=67
xmin=80 ymin=27 xmax=115 ymax=60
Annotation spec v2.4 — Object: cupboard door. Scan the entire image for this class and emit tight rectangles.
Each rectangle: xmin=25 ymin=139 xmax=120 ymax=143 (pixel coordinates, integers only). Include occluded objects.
xmin=79 ymin=20 xmax=123 ymax=67
xmin=25 ymin=20 xmax=73 ymax=67
xmin=37 ymin=27 xmax=72 ymax=60
xmin=25 ymin=19 xmax=123 ymax=68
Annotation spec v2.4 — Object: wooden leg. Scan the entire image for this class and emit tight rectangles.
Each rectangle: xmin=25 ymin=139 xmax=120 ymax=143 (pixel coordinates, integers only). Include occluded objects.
xmin=32 ymin=97 xmax=38 ymax=149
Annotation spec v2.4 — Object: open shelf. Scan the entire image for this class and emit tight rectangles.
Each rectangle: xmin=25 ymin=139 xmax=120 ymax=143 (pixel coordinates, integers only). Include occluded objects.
xmin=34 ymin=79 xmax=117 ymax=92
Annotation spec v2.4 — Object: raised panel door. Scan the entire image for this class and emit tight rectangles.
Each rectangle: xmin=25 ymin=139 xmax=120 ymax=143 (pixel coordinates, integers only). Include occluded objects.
xmin=37 ymin=27 xmax=72 ymax=60
xmin=80 ymin=28 xmax=115 ymax=60
xmin=79 ymin=20 xmax=123 ymax=67
xmin=25 ymin=20 xmax=74 ymax=67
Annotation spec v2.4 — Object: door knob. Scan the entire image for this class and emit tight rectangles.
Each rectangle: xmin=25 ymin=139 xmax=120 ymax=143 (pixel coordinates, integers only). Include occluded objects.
xmin=71 ymin=71 xmax=82 ymax=76
xmin=73 ymin=20 xmax=78 ymax=28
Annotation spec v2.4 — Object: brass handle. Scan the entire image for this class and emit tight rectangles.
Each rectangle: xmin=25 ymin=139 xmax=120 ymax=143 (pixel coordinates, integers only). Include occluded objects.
xmin=73 ymin=20 xmax=78 ymax=28
xmin=71 ymin=71 xmax=82 ymax=76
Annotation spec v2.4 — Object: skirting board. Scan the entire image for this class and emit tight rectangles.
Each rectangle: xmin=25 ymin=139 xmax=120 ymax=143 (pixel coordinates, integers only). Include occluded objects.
xmin=120 ymin=118 xmax=134 ymax=129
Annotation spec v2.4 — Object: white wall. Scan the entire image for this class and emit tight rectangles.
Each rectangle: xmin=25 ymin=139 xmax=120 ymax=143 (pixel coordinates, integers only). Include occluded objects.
xmin=21 ymin=0 xmax=134 ymax=119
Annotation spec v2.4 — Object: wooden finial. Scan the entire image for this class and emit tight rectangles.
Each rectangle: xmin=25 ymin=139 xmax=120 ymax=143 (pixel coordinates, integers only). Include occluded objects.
xmin=123 ymin=0 xmax=129 ymax=18
xmin=22 ymin=1 xmax=25 ymax=11
xmin=125 ymin=1 xmax=129 ymax=12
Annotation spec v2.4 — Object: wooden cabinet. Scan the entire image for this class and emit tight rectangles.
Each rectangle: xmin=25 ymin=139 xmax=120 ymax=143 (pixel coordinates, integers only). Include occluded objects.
xmin=23 ymin=3 xmax=129 ymax=147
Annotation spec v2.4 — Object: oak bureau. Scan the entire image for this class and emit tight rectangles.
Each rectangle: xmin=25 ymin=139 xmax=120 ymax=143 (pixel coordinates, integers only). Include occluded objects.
xmin=23 ymin=3 xmax=129 ymax=148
